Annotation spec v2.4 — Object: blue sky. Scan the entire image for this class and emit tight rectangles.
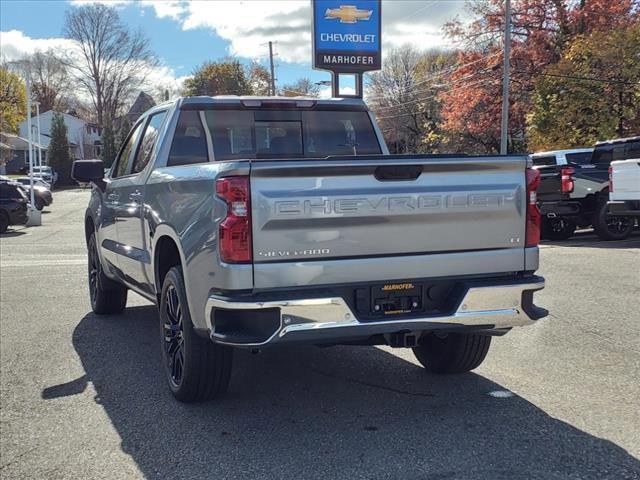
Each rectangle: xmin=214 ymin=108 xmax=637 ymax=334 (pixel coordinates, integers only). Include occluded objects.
xmin=1 ymin=0 xmax=465 ymax=93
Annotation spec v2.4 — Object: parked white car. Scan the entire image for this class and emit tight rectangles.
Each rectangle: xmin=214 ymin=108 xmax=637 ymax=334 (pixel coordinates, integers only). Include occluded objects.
xmin=31 ymin=166 xmax=57 ymax=186
xmin=608 ymin=158 xmax=640 ymax=219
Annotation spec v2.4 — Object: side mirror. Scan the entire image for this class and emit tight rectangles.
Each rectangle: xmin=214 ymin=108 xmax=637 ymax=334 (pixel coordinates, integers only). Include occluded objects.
xmin=72 ymin=159 xmax=105 ymax=189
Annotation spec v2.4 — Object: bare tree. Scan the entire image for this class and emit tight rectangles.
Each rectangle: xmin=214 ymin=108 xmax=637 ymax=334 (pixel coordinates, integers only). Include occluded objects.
xmin=367 ymin=46 xmax=457 ymax=153
xmin=64 ymin=3 xmax=157 ymax=126
xmin=27 ymin=49 xmax=70 ymax=113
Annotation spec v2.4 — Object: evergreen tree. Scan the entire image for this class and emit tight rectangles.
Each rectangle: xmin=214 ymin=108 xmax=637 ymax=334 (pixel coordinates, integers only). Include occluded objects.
xmin=101 ymin=117 xmax=117 ymax=167
xmin=48 ymin=112 xmax=72 ymax=185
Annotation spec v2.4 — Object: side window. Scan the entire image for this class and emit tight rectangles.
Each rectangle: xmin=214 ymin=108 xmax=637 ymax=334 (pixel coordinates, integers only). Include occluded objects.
xmin=612 ymin=145 xmax=626 ymax=161
xmin=113 ymin=122 xmax=144 ymax=178
xmin=167 ymin=111 xmax=209 ymax=166
xmin=565 ymin=152 xmax=592 ymax=165
xmin=591 ymin=145 xmax=612 ymax=164
xmin=625 ymin=141 xmax=640 ymax=160
xmin=132 ymin=111 xmax=167 ymax=174
xmin=532 ymin=155 xmax=556 ymax=166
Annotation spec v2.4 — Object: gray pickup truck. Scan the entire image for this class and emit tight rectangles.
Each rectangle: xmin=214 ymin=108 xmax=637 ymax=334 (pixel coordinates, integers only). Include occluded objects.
xmin=72 ymin=96 xmax=547 ymax=402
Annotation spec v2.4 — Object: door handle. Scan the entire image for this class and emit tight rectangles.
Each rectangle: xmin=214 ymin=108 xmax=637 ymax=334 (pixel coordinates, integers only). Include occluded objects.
xmin=107 ymin=192 xmax=119 ymax=202
xmin=129 ymin=191 xmax=143 ymax=203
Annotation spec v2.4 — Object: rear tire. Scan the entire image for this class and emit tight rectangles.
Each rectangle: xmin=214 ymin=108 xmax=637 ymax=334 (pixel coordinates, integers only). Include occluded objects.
xmin=541 ymin=217 xmax=576 ymax=241
xmin=87 ymin=233 xmax=127 ymax=314
xmin=0 ymin=211 xmax=9 ymax=234
xmin=35 ymin=198 xmax=44 ymax=211
xmin=160 ymin=266 xmax=233 ymax=402
xmin=412 ymin=332 xmax=491 ymax=373
xmin=592 ymin=197 xmax=633 ymax=240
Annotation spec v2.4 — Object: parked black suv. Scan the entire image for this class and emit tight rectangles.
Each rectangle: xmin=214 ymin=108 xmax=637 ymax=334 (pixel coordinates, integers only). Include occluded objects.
xmin=0 ymin=180 xmax=29 ymax=233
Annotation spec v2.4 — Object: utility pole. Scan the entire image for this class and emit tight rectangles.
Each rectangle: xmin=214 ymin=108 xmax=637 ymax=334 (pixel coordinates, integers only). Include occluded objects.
xmin=500 ymin=0 xmax=511 ymax=155
xmin=268 ymin=41 xmax=276 ymax=96
xmin=35 ymin=101 xmax=42 ymax=167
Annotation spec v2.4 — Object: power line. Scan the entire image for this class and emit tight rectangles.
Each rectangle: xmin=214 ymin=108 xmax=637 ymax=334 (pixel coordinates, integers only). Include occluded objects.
xmin=375 ymin=78 xmax=499 ymax=121
xmin=516 ymin=71 xmax=639 ymax=86
xmin=371 ymin=71 xmax=491 ymax=112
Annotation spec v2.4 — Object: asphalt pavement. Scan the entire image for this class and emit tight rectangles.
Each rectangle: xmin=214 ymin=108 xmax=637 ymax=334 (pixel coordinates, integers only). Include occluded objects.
xmin=1 ymin=189 xmax=639 ymax=479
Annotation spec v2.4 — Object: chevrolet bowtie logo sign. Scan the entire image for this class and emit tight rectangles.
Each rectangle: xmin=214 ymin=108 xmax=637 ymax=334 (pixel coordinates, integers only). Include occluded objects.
xmin=325 ymin=5 xmax=373 ymax=23
xmin=313 ymin=0 xmax=381 ymax=75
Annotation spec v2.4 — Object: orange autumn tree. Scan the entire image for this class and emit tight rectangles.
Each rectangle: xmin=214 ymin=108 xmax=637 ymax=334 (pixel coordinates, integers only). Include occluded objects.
xmin=438 ymin=0 xmax=638 ymax=154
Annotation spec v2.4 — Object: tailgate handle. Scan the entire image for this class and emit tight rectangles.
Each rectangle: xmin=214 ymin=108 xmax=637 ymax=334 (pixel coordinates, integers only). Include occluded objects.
xmin=374 ymin=165 xmax=422 ymax=181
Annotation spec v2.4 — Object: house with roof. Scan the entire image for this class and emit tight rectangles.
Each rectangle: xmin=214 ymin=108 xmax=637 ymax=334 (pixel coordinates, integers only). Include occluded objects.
xmin=125 ymin=91 xmax=156 ymax=124
xmin=0 ymin=132 xmax=50 ymax=174
xmin=17 ymin=110 xmax=102 ymax=164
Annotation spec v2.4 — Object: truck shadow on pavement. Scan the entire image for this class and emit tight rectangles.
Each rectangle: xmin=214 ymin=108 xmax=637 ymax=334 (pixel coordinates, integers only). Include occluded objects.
xmin=45 ymin=306 xmax=640 ymax=480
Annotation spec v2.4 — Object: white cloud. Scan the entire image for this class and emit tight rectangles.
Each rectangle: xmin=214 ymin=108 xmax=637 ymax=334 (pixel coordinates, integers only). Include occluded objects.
xmin=139 ymin=0 xmax=186 ymax=20
xmin=0 ymin=30 xmax=75 ymax=60
xmin=1 ymin=29 xmax=185 ymax=103
xmin=64 ymin=1 xmax=466 ymax=66
xmin=127 ymin=0 xmax=465 ymax=64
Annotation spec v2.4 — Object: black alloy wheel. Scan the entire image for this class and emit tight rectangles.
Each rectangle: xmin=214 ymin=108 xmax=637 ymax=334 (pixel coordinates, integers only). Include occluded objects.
xmin=159 ymin=266 xmax=233 ymax=402
xmin=542 ymin=217 xmax=576 ymax=241
xmin=593 ymin=199 xmax=633 ymax=241
xmin=605 ymin=215 xmax=632 ymax=235
xmin=163 ymin=285 xmax=185 ymax=387
xmin=88 ymin=237 xmax=100 ymax=306
xmin=87 ymin=232 xmax=127 ymax=314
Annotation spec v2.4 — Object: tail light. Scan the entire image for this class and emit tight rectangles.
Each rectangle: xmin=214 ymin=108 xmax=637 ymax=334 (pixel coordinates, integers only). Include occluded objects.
xmin=608 ymin=166 xmax=613 ymax=193
xmin=560 ymin=166 xmax=574 ymax=194
xmin=216 ymin=176 xmax=252 ymax=263
xmin=525 ymin=168 xmax=541 ymax=247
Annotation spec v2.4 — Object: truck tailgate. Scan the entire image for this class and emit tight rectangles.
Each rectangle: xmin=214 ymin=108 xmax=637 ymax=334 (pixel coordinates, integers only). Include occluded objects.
xmin=249 ymin=155 xmax=528 ymax=288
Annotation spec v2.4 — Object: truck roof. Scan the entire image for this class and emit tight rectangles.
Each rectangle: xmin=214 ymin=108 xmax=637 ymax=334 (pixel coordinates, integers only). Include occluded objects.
xmin=594 ymin=136 xmax=640 ymax=146
xmin=532 ymin=147 xmax=593 ymax=157
xmin=178 ymin=95 xmax=369 ymax=111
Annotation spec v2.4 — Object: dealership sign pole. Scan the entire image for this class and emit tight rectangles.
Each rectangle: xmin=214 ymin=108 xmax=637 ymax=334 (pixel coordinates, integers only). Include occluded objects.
xmin=312 ymin=0 xmax=382 ymax=98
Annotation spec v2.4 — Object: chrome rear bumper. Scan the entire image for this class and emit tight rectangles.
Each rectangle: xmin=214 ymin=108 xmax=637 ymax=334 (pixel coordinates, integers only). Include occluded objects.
xmin=205 ymin=278 xmax=546 ymax=347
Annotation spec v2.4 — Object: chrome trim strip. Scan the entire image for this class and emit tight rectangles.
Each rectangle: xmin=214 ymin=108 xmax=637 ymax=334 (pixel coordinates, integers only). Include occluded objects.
xmin=205 ymin=280 xmax=545 ymax=347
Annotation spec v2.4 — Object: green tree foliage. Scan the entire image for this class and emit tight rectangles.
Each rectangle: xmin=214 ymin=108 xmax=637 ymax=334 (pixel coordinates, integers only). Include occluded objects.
xmin=183 ymin=59 xmax=253 ymax=96
xmin=280 ymin=78 xmax=320 ymax=97
xmin=0 ymin=68 xmax=27 ymax=134
xmin=247 ymin=62 xmax=272 ymax=96
xmin=101 ymin=117 xmax=118 ymax=167
xmin=440 ymin=0 xmax=638 ymax=153
xmin=48 ymin=113 xmax=72 ymax=185
xmin=528 ymin=25 xmax=640 ymax=150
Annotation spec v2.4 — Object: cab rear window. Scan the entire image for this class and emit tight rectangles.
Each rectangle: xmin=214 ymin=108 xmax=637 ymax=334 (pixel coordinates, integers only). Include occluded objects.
xmin=168 ymin=109 xmax=381 ymax=164
xmin=532 ymin=155 xmax=556 ymax=166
